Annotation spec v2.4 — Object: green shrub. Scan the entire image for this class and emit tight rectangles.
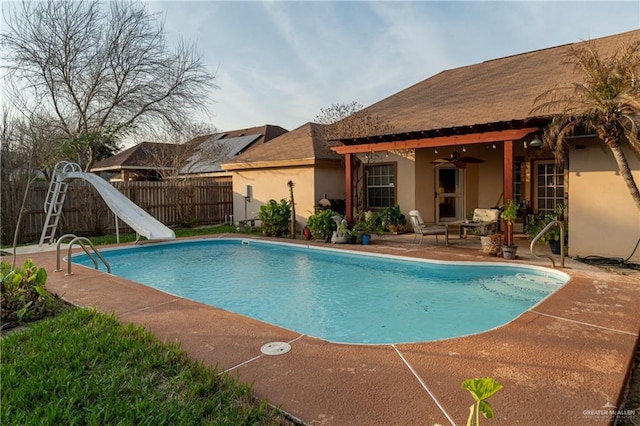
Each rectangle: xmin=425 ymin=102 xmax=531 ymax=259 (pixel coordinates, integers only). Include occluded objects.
xmin=353 ymin=210 xmax=384 ymax=236
xmin=258 ymin=199 xmax=292 ymax=237
xmin=381 ymin=205 xmax=407 ymax=229
xmin=1 ymin=259 xmax=66 ymax=327
xmin=306 ymin=210 xmax=339 ymax=240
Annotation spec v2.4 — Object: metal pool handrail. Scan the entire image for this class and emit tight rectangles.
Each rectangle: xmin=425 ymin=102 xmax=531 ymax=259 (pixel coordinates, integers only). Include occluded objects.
xmin=55 ymin=234 xmax=111 ymax=275
xmin=529 ymin=220 xmax=565 ymax=268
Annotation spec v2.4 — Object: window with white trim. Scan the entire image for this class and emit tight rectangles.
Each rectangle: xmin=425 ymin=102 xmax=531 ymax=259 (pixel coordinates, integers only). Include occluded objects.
xmin=365 ymin=164 xmax=396 ymax=209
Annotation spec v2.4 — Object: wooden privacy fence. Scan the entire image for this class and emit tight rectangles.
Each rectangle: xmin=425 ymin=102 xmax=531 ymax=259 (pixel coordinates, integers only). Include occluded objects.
xmin=1 ymin=178 xmax=233 ymax=245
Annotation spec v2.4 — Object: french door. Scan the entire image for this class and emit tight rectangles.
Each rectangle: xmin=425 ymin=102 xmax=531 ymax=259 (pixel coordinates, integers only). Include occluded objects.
xmin=436 ymin=165 xmax=464 ymax=222
xmin=533 ymin=160 xmax=565 ymax=214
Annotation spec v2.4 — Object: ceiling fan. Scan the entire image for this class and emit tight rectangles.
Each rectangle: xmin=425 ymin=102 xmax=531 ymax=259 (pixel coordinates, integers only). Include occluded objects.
xmin=432 ymin=149 xmax=485 ymax=168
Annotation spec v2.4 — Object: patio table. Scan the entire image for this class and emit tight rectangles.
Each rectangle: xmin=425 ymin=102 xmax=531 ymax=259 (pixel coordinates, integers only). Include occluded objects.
xmin=451 ymin=220 xmax=488 ymax=238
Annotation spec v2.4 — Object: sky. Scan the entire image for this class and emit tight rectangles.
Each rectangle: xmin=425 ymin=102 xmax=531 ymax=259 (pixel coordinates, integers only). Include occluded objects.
xmin=145 ymin=1 xmax=640 ymax=133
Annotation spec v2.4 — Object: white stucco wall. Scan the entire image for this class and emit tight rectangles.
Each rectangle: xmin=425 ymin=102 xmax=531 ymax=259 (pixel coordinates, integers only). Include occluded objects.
xmin=393 ymin=150 xmax=416 ymax=220
xmin=413 ymin=145 xmax=503 ymax=222
xmin=568 ymin=143 xmax=640 ymax=263
xmin=231 ymin=163 xmax=345 ymax=231
xmin=476 ymin=146 xmax=505 ymax=209
xmin=414 ymin=149 xmax=436 ymax=222
xmin=231 ymin=167 xmax=316 ymax=228
xmin=313 ymin=163 xmax=346 ymax=213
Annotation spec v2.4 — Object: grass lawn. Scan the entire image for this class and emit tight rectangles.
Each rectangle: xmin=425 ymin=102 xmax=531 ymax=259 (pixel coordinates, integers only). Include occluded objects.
xmin=1 ymin=308 xmax=294 ymax=425
xmin=1 ymin=223 xmax=263 ymax=249
xmin=2 ymin=224 xmax=297 ymax=424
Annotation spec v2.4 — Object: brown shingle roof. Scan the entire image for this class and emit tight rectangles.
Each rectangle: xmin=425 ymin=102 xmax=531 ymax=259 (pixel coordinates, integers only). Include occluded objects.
xmin=223 ymin=122 xmax=343 ymax=168
xmin=361 ymin=29 xmax=640 ymax=135
xmin=184 ymin=124 xmax=288 ymax=146
xmin=92 ymin=124 xmax=288 ymax=172
xmin=91 ymin=142 xmax=177 ymax=171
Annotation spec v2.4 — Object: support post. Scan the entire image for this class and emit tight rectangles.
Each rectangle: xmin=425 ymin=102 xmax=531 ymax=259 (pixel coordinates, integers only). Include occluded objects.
xmin=503 ymin=140 xmax=514 ymax=246
xmin=345 ymin=153 xmax=353 ymax=223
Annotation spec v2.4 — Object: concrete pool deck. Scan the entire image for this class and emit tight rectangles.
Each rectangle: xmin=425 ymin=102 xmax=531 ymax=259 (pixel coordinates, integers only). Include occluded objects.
xmin=4 ymin=233 xmax=639 ymax=425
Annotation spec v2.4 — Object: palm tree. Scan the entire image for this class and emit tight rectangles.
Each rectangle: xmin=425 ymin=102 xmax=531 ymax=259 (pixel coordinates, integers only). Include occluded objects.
xmin=533 ymin=40 xmax=640 ymax=209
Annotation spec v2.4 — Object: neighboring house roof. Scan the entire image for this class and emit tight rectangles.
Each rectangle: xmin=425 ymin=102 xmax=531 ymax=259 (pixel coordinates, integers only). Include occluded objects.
xmin=179 ymin=133 xmax=262 ymax=174
xmin=185 ymin=124 xmax=288 ymax=147
xmin=223 ymin=122 xmax=343 ymax=170
xmin=92 ymin=124 xmax=288 ymax=174
xmin=357 ymin=29 xmax=640 ymax=138
xmin=91 ymin=142 xmax=177 ymax=172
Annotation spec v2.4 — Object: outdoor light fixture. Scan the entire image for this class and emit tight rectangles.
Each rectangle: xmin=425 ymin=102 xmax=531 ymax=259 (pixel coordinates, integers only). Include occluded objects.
xmin=529 ymin=135 xmax=543 ymax=148
xmin=462 ymin=146 xmax=467 ymax=153
xmin=434 ymin=148 xmax=438 ymax=154
xmin=492 ymin=143 xmax=496 ymax=149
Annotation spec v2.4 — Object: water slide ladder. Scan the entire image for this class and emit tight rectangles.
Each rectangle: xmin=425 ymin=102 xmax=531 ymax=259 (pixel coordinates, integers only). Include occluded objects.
xmin=39 ymin=162 xmax=82 ymax=246
xmin=55 ymin=234 xmax=111 ymax=276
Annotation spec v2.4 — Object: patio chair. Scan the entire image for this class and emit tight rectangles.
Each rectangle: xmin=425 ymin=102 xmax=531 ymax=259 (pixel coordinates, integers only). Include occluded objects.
xmin=459 ymin=208 xmax=500 ymax=238
xmin=409 ymin=210 xmax=448 ymax=245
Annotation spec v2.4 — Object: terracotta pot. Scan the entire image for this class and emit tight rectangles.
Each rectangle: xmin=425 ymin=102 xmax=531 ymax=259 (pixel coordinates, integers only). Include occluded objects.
xmin=481 ymin=235 xmax=502 ymax=256
xmin=302 ymin=226 xmax=312 ymax=240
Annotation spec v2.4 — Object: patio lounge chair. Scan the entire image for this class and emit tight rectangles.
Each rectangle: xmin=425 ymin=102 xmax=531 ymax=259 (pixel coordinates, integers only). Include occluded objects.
xmin=459 ymin=208 xmax=500 ymax=238
xmin=409 ymin=210 xmax=448 ymax=245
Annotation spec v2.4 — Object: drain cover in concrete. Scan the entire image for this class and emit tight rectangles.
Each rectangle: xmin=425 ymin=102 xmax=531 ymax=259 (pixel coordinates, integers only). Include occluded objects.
xmin=260 ymin=341 xmax=291 ymax=355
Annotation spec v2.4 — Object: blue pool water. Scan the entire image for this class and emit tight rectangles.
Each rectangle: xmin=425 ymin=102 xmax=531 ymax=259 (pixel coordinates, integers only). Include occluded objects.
xmin=73 ymin=239 xmax=568 ymax=344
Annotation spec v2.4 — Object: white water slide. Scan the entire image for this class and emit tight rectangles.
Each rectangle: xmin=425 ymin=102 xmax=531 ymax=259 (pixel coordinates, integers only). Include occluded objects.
xmin=39 ymin=162 xmax=175 ymax=246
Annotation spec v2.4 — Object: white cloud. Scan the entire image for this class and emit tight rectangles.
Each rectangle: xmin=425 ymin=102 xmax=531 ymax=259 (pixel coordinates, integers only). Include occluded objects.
xmin=145 ymin=0 xmax=639 ymax=132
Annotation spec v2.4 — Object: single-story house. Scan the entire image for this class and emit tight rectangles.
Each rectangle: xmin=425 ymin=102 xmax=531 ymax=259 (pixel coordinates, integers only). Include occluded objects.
xmin=91 ymin=125 xmax=288 ymax=181
xmin=329 ymin=29 xmax=639 ymax=263
xmin=223 ymin=29 xmax=639 ymax=264
xmin=91 ymin=141 xmax=176 ymax=181
xmin=222 ymin=122 xmax=346 ymax=224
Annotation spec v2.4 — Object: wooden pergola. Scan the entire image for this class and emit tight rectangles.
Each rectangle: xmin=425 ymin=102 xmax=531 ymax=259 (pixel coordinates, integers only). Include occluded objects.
xmin=331 ymin=124 xmax=540 ymax=244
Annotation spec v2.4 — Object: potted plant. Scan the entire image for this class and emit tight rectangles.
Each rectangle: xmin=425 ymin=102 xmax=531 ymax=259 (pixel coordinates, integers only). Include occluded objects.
xmin=354 ymin=211 xmax=384 ymax=245
xmin=500 ymin=199 xmax=520 ymax=259
xmin=525 ymin=204 xmax=566 ymax=254
xmin=381 ymin=205 xmax=407 ymax=234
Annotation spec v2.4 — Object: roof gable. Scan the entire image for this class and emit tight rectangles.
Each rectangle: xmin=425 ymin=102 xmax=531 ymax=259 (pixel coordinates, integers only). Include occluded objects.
xmin=92 ymin=142 xmax=178 ymax=171
xmin=223 ymin=122 xmax=343 ymax=168
xmin=362 ymin=29 xmax=640 ymax=135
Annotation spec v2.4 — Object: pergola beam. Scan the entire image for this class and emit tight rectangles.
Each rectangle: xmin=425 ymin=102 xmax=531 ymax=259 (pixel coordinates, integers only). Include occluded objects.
xmin=331 ymin=128 xmax=538 ymax=155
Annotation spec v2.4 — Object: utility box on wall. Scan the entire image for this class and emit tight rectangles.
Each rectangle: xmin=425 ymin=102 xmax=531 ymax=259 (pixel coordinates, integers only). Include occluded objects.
xmin=240 ymin=185 xmax=252 ymax=201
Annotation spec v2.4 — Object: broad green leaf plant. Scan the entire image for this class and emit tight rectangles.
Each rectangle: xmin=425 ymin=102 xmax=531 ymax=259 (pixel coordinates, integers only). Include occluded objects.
xmin=462 ymin=377 xmax=503 ymax=426
xmin=1 ymin=259 xmax=64 ymax=326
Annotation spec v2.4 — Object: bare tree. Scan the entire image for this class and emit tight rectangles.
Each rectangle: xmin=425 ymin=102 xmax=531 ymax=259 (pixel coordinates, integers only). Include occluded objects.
xmin=141 ymin=121 xmax=231 ymax=180
xmin=1 ymin=0 xmax=217 ymax=171
xmin=314 ymin=101 xmax=395 ymax=141
xmin=142 ymin=122 xmax=233 ymax=226
xmin=0 ymin=107 xmax=54 ymax=256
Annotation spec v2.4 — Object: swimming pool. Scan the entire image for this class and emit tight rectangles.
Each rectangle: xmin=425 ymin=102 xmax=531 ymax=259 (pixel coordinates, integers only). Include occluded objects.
xmin=73 ymin=238 xmax=569 ymax=344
